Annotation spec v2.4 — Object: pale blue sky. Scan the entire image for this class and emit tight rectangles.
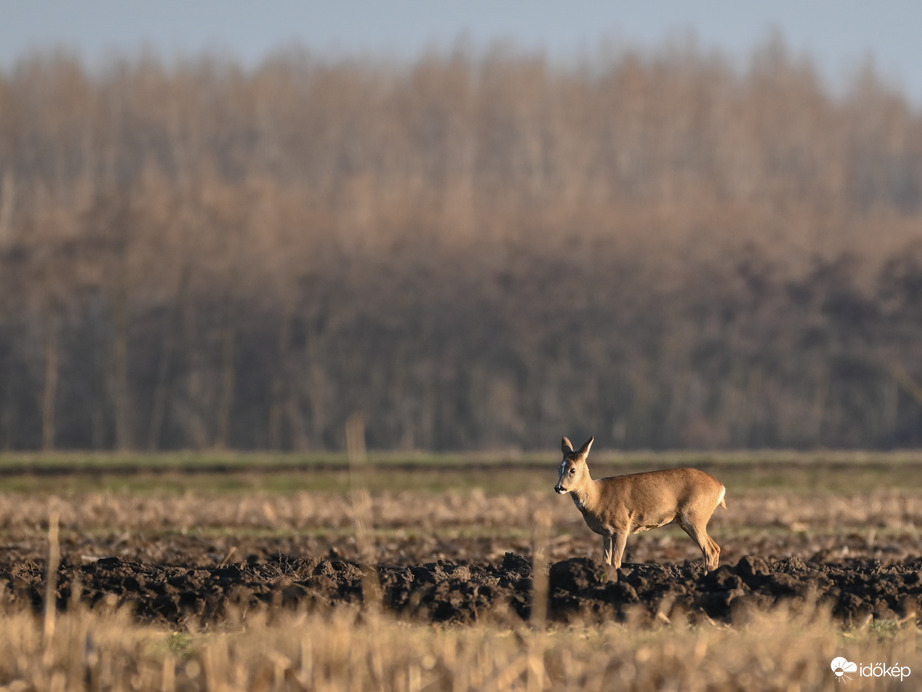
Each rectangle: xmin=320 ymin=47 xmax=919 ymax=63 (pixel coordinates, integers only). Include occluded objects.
xmin=3 ymin=1 xmax=921 ymax=102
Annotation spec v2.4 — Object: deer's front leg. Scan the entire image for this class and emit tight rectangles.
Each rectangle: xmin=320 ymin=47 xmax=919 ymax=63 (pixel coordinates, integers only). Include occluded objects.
xmin=610 ymin=532 xmax=628 ymax=569
xmin=601 ymin=535 xmax=613 ymax=564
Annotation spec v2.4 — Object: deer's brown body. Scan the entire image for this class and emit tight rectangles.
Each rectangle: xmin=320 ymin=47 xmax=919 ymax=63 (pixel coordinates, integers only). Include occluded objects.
xmin=555 ymin=436 xmax=726 ymax=571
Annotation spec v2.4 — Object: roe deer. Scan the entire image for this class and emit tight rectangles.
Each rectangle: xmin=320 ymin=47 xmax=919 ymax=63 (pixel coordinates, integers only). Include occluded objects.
xmin=555 ymin=436 xmax=726 ymax=571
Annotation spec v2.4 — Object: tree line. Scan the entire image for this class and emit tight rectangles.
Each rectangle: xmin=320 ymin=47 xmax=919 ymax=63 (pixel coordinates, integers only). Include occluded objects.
xmin=2 ymin=38 xmax=922 ymax=451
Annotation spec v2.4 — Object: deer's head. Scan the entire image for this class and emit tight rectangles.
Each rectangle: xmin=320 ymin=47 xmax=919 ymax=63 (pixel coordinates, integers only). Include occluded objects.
xmin=555 ymin=435 xmax=594 ymax=494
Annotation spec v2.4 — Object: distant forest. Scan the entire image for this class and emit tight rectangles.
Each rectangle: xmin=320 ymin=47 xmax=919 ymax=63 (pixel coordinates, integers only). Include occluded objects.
xmin=2 ymin=38 xmax=922 ymax=451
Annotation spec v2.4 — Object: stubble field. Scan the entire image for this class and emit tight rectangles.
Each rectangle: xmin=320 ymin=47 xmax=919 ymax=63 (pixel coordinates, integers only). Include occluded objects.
xmin=0 ymin=451 xmax=920 ymax=690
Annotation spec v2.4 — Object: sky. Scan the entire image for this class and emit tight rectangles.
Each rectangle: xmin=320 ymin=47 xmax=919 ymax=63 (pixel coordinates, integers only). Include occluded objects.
xmin=2 ymin=1 xmax=921 ymax=104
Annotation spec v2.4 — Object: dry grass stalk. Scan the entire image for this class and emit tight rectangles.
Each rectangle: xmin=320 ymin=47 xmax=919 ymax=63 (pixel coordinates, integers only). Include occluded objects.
xmin=527 ymin=509 xmax=552 ymax=691
xmin=530 ymin=509 xmax=551 ymax=628
xmin=346 ymin=413 xmax=383 ymax=617
xmin=42 ymin=509 xmax=60 ymax=660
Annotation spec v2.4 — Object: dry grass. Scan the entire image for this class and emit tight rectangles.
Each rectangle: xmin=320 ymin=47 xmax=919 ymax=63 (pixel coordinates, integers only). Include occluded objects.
xmin=0 ymin=599 xmax=914 ymax=691
xmin=0 ymin=486 xmax=919 ymax=537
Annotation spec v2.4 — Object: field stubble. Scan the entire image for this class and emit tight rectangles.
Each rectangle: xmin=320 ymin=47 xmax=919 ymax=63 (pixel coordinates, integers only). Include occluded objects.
xmin=0 ymin=484 xmax=919 ymax=564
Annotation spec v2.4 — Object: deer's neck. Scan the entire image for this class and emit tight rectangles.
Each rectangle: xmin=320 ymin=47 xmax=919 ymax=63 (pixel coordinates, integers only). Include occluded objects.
xmin=571 ymin=475 xmax=601 ymax=514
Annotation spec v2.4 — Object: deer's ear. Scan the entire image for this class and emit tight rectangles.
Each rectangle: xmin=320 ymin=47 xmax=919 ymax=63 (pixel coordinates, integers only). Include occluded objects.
xmin=561 ymin=437 xmax=574 ymax=453
xmin=576 ymin=436 xmax=594 ymax=457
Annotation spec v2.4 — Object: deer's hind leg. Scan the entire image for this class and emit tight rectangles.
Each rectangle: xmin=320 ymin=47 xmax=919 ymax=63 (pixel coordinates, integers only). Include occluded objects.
xmin=677 ymin=516 xmax=720 ymax=572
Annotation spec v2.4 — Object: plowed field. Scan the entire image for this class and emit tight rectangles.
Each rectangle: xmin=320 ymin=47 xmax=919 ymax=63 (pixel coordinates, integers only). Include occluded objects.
xmin=1 ymin=453 xmax=920 ymax=630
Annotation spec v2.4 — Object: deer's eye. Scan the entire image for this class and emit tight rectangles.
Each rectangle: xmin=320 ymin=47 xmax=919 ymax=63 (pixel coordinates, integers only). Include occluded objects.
xmin=568 ymin=468 xmax=575 ymax=475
